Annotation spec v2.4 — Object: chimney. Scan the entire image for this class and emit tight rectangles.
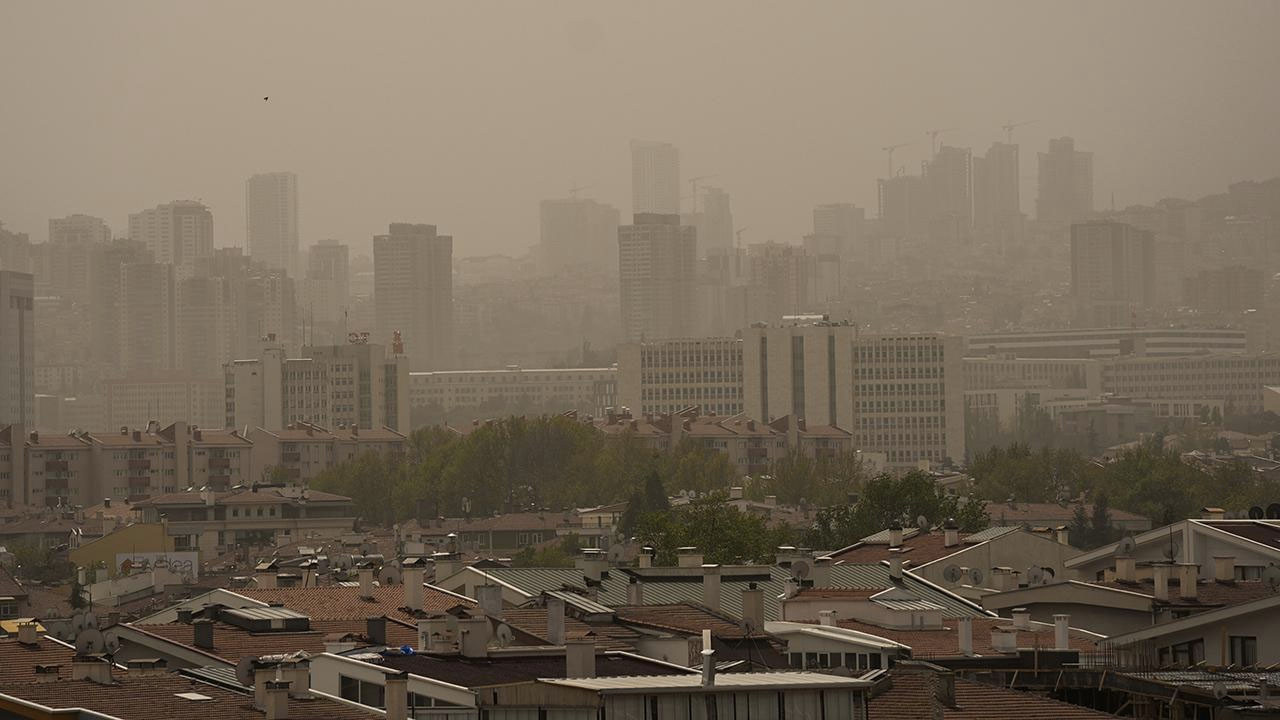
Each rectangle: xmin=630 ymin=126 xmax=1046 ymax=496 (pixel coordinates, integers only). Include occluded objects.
xmin=459 ymin=617 xmax=490 ymax=658
xmin=943 ymin=519 xmax=960 ymax=548
xmin=17 ymin=621 xmax=39 ymax=645
xmin=700 ymin=629 xmax=716 ymax=687
xmin=432 ymin=551 xmax=460 ymax=580
xmin=176 ymin=608 xmax=194 ymax=624
xmin=1153 ymin=563 xmax=1171 ymax=602
xmin=811 ymin=556 xmax=832 ymax=588
xmin=192 ymin=618 xmax=214 ymax=650
xmin=678 ymin=547 xmax=704 ymax=567
xmin=33 ymin=664 xmax=61 ymax=683
xmin=638 ymin=546 xmax=654 ymax=569
xmin=888 ymin=522 xmax=904 ymax=549
xmin=818 ymin=610 xmax=836 ymax=627
xmin=546 ymin=596 xmax=566 ymax=645
xmin=476 ymin=584 xmax=503 ymax=618
xmin=957 ymin=618 xmax=973 ymax=656
xmin=627 ymin=576 xmax=644 ymax=606
xmin=1115 ymin=556 xmax=1136 ymax=583
xmin=71 ymin=656 xmax=113 ymax=684
xmin=264 ymin=680 xmax=291 ymax=720
xmin=729 ymin=486 xmax=744 ymax=500
xmin=1055 ymin=526 xmax=1071 ymax=546
xmin=565 ymin=638 xmax=596 ymax=678
xmin=358 ymin=565 xmax=374 ymax=599
xmin=1011 ymin=608 xmax=1032 ymax=630
xmin=741 ymin=583 xmax=764 ymax=632
xmin=1178 ymin=563 xmax=1199 ymax=600
xmin=1054 ymin=614 xmax=1071 ymax=650
xmin=1214 ymin=555 xmax=1236 ymax=583
xmin=702 ymin=564 xmax=721 ymax=611
xmin=992 ymin=567 xmax=1017 ymax=592
xmin=384 ymin=671 xmax=409 ymax=720
xmin=402 ymin=562 xmax=425 ymax=613
xmin=576 ymin=549 xmax=608 ymax=581
xmin=366 ymin=616 xmax=387 ymax=646
xmin=990 ymin=627 xmax=1017 ymax=653
xmin=888 ymin=549 xmax=904 ymax=581
xmin=1202 ymin=507 xmax=1226 ymax=521
xmin=255 ymin=572 xmax=278 ymax=589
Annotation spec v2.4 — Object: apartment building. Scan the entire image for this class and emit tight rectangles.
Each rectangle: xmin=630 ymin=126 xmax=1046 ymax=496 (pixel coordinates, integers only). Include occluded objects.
xmin=966 ymin=327 xmax=1247 ymax=359
xmin=742 ymin=319 xmax=857 ymax=429
xmin=247 ymin=422 xmax=406 ymax=485
xmin=616 ymin=337 xmax=743 ymax=417
xmin=105 ymin=375 xmax=224 ymax=430
xmin=409 ymin=365 xmax=616 ymax=418
xmin=1101 ymin=353 xmax=1280 ymax=415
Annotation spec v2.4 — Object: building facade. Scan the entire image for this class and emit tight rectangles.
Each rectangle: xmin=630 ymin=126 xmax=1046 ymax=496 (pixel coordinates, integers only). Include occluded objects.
xmin=538 ymin=197 xmax=621 ymax=275
xmin=245 ymin=171 xmax=300 ymax=278
xmin=0 ymin=271 xmax=34 ymax=427
xmin=1036 ymin=136 xmax=1093 ymax=225
xmin=617 ymin=337 xmax=743 ymax=417
xmin=965 ymin=327 xmax=1247 ymax=359
xmin=618 ymin=213 xmax=698 ymax=342
xmin=126 ymin=200 xmax=213 ymax=280
xmin=630 ymin=139 xmax=680 ymax=215
xmin=409 ymin=366 xmax=616 ymax=419
xmin=1101 ymin=353 xmax=1280 ymax=416
xmin=1071 ymin=221 xmax=1155 ymax=327
xmin=373 ymin=223 xmax=453 ymax=369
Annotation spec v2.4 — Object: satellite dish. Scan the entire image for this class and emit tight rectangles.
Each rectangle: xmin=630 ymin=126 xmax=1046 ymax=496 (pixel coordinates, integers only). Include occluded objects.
xmin=71 ymin=614 xmax=87 ymax=633
xmin=74 ymin=628 xmax=104 ymax=655
xmin=916 ymin=515 xmax=929 ymax=530
xmin=607 ymin=546 xmax=625 ymax=563
xmin=83 ymin=613 xmax=99 ymax=630
xmin=235 ymin=656 xmax=255 ymax=688
xmin=494 ymin=623 xmax=514 ymax=647
xmin=1043 ymin=567 xmax=1056 ymax=582
xmin=967 ymin=567 xmax=985 ymax=586
xmin=1116 ymin=536 xmax=1138 ymax=556
xmin=380 ymin=566 xmax=402 ymax=586
xmin=1026 ymin=566 xmax=1045 ymax=585
xmin=1213 ymin=680 xmax=1229 ymax=699
xmin=1263 ymin=564 xmax=1280 ymax=591
xmin=1268 ymin=503 xmax=1280 ymax=520
xmin=1249 ymin=506 xmax=1265 ymax=520
xmin=791 ymin=560 xmax=811 ymax=581
xmin=740 ymin=617 xmax=758 ymax=636
xmin=1163 ymin=541 xmax=1182 ymax=561
xmin=943 ymin=565 xmax=963 ymax=584
xmin=102 ymin=629 xmax=121 ymax=654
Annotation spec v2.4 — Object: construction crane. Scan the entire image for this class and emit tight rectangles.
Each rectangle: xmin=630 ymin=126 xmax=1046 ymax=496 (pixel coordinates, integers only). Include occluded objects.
xmin=925 ymin=128 xmax=959 ymax=157
xmin=734 ymin=226 xmax=748 ymax=249
xmin=568 ymin=184 xmax=591 ymax=199
xmin=688 ymin=175 xmax=718 ymax=214
xmin=1001 ymin=120 xmax=1037 ymax=144
xmin=881 ymin=143 xmax=911 ymax=178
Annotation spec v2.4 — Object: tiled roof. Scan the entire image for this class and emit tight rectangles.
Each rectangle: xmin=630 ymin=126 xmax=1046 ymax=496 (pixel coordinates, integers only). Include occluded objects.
xmin=870 ymin=669 xmax=1116 ymax=719
xmin=497 ymin=608 xmax=640 ymax=651
xmin=1092 ymin=578 xmax=1274 ymax=607
xmin=614 ymin=603 xmax=763 ymax=639
xmin=373 ymin=649 xmax=693 ymax=688
xmin=0 ymin=671 xmax=378 ymax=719
xmin=132 ymin=618 xmax=418 ymax=662
xmin=836 ymin=617 xmax=1098 ymax=658
xmin=0 ymin=636 xmax=75 ymax=682
xmin=986 ymin=502 xmax=1148 ymax=524
xmin=0 ymin=565 xmax=27 ymax=599
xmin=233 ymin=585 xmax=473 ymax=622
xmin=1199 ymin=520 xmax=1280 ymax=549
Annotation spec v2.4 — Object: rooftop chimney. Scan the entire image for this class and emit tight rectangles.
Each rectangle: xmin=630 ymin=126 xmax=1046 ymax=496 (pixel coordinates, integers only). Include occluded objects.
xmin=818 ymin=610 xmax=836 ymax=627
xmin=176 ymin=608 xmax=194 ymax=624
xmin=702 ymin=564 xmax=721 ymax=611
xmin=366 ymin=616 xmax=387 ymax=646
xmin=1214 ymin=555 xmax=1236 ymax=583
xmin=1054 ymin=614 xmax=1071 ymax=650
xmin=1055 ymin=526 xmax=1071 ymax=546
xmin=459 ymin=617 xmax=490 ymax=658
xmin=943 ymin=519 xmax=960 ymax=548
xmin=264 ymin=680 xmax=291 ymax=720
xmin=990 ymin=627 xmax=1017 ymax=654
xmin=741 ymin=583 xmax=764 ymax=633
xmin=1011 ymin=608 xmax=1032 ymax=630
xmin=1202 ymin=507 xmax=1226 ymax=521
xmin=638 ymin=546 xmax=654 ymax=569
xmin=384 ymin=671 xmax=409 ymax=720
xmin=888 ymin=523 xmax=904 ymax=549
xmin=1178 ymin=563 xmax=1199 ymax=600
xmin=678 ymin=547 xmax=704 ymax=568
xmin=957 ymin=617 xmax=973 ymax=656
xmin=402 ymin=566 xmax=425 ymax=613
xmin=358 ymin=565 xmax=374 ymax=599
xmin=1153 ymin=563 xmax=1171 ymax=602
xmin=1115 ymin=556 xmax=1136 ymax=583
xmin=627 ymin=576 xmax=644 ymax=606
xmin=888 ymin=549 xmax=904 ymax=581
xmin=565 ymin=638 xmax=596 ymax=678
xmin=546 ymin=596 xmax=566 ymax=645
xmin=256 ymin=572 xmax=278 ymax=589
xmin=811 ymin=557 xmax=832 ymax=588
xmin=476 ymin=584 xmax=503 ymax=618
xmin=71 ymin=656 xmax=113 ymax=684
xmin=700 ymin=629 xmax=715 ymax=687
xmin=17 ymin=621 xmax=38 ymax=645
xmin=192 ymin=618 xmax=214 ymax=650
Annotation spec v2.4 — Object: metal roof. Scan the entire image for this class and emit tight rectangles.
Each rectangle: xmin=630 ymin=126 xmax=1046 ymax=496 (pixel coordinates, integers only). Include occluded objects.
xmin=543 ymin=671 xmax=872 ymax=693
xmin=222 ymin=606 xmax=309 ymax=622
xmin=546 ymin=590 xmax=615 ymax=616
xmin=874 ymin=598 xmax=945 ymax=612
xmin=960 ymin=526 xmax=1021 ymax=544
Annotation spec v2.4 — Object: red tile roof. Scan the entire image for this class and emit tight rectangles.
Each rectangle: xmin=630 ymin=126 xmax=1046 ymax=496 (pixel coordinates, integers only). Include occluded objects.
xmin=132 ymin=618 xmax=418 ymax=662
xmin=836 ymin=618 xmax=1098 ymax=658
xmin=233 ymin=585 xmax=472 ymax=622
xmin=1093 ymin=578 xmax=1273 ymax=607
xmin=613 ymin=603 xmax=764 ymax=639
xmin=0 ymin=636 xmax=75 ymax=683
xmin=870 ymin=669 xmax=1115 ymax=719
xmin=826 ymin=531 xmax=967 ymax=565
xmin=498 ymin=608 xmax=640 ymax=651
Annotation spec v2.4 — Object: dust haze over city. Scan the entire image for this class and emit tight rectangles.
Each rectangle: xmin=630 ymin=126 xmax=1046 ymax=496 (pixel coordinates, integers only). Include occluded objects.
xmin=7 ymin=2 xmax=1280 ymax=717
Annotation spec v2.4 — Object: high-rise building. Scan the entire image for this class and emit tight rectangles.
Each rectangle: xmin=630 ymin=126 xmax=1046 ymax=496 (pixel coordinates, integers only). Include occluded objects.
xmin=1037 ymin=137 xmax=1094 ymax=224
xmin=743 ymin=320 xmax=857 ymax=430
xmin=176 ymin=276 xmax=232 ymax=380
xmin=0 ymin=223 xmax=32 ymax=273
xmin=1070 ymin=221 xmax=1155 ymax=327
xmin=88 ymin=239 xmax=151 ymax=366
xmin=538 ymin=197 xmax=621 ymax=275
xmin=304 ymin=240 xmax=351 ymax=343
xmin=0 ymin=271 xmax=35 ymax=427
xmin=617 ymin=337 xmax=743 ymax=417
xmin=119 ymin=262 xmax=176 ymax=373
xmin=696 ymin=187 xmax=734 ymax=256
xmin=877 ymin=174 xmax=929 ymax=239
xmin=630 ymin=140 xmax=680 ymax=215
xmin=618 ymin=213 xmax=698 ymax=342
xmin=924 ymin=145 xmax=973 ymax=242
xmin=127 ymin=201 xmax=213 ymax=280
xmin=373 ymin=223 xmax=453 ymax=369
xmin=812 ymin=204 xmax=865 ymax=256
xmin=972 ymin=142 xmax=1023 ymax=245
xmin=743 ymin=242 xmax=816 ymax=324
xmin=242 ymin=270 xmax=298 ymax=354
xmin=48 ymin=214 xmax=111 ymax=245
xmin=246 ymin=172 xmax=300 ymax=278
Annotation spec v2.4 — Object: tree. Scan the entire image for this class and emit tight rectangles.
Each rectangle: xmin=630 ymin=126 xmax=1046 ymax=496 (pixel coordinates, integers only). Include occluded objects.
xmin=803 ymin=471 xmax=988 ymax=549
xmin=632 ymin=493 xmax=792 ymax=565
xmin=69 ymin=577 xmax=87 ymax=610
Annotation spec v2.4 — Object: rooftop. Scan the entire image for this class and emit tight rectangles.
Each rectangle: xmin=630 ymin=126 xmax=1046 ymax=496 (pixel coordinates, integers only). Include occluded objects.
xmin=870 ymin=668 xmax=1116 ymax=719
xmin=368 ymin=649 xmax=694 ymax=688
xmin=0 ymin=635 xmax=75 ymax=683
xmin=233 ymin=585 xmax=472 ymax=621
xmin=835 ymin=617 xmax=1099 ymax=658
xmin=131 ymin=617 xmax=418 ymax=662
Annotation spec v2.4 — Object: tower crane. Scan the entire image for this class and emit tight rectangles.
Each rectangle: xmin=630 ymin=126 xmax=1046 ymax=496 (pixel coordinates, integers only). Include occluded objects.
xmin=881 ymin=143 xmax=911 ymax=179
xmin=569 ymin=184 xmax=591 ymax=199
xmin=688 ymin=175 xmax=718 ymax=214
xmin=925 ymin=128 xmax=959 ymax=157
xmin=1001 ymin=120 xmax=1037 ymax=144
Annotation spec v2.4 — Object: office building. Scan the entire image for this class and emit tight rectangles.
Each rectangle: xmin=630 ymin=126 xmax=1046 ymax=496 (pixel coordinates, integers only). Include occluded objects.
xmin=972 ymin=142 xmax=1023 ymax=245
xmin=242 ymin=269 xmax=298 ymax=353
xmin=118 ymin=262 xmax=176 ymax=373
xmin=924 ymin=145 xmax=973 ymax=243
xmin=127 ymin=200 xmax=213 ymax=280
xmin=0 ymin=271 xmax=35 ymax=427
xmin=964 ymin=356 xmax=1104 ymax=395
xmin=617 ymin=337 xmax=743 ymax=417
xmin=630 ymin=139 xmax=680 ymax=215
xmin=695 ymin=186 xmax=734 ymax=255
xmin=1182 ymin=265 xmax=1264 ymax=315
xmin=618 ymin=213 xmax=698 ymax=341
xmin=88 ymin=239 xmax=151 ymax=366
xmin=1071 ymin=221 xmax=1155 ymax=327
xmin=245 ymin=171 xmax=300 ymax=278
xmin=1102 ymin=353 xmax=1280 ymax=416
xmin=966 ymin=327 xmax=1248 ymax=359
xmin=409 ymin=365 xmax=616 ymax=420
xmin=742 ymin=320 xmax=858 ymax=429
xmin=744 ymin=242 xmax=816 ymax=324
xmin=1037 ymin=137 xmax=1094 ymax=224
xmin=877 ymin=174 xmax=928 ymax=239
xmin=104 ymin=377 xmax=225 ymax=432
xmin=373 ymin=223 xmax=453 ymax=369
xmin=224 ymin=343 xmax=410 ymax=432
xmin=538 ymin=197 xmax=621 ymax=275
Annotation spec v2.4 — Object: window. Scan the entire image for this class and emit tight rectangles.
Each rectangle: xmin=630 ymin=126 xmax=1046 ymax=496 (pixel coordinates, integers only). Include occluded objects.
xmin=1230 ymin=636 xmax=1258 ymax=666
xmin=0 ymin=602 xmax=17 ymax=619
xmin=174 ymin=536 xmax=192 ymax=550
xmin=1165 ymin=639 xmax=1205 ymax=667
xmin=339 ymin=675 xmax=385 ymax=708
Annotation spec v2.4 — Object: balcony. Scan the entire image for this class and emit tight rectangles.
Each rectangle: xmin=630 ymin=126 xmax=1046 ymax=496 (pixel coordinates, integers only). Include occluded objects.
xmin=746 ymin=447 xmax=769 ymax=458
xmin=280 ymin=452 xmax=301 ymax=463
xmin=128 ymin=459 xmax=151 ymax=471
xmin=45 ymin=460 xmax=69 ymax=472
xmin=208 ymin=457 xmax=231 ymax=469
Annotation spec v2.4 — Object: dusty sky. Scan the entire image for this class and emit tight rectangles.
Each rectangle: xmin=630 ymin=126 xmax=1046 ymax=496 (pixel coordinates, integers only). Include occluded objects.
xmin=2 ymin=1 xmax=1278 ymax=257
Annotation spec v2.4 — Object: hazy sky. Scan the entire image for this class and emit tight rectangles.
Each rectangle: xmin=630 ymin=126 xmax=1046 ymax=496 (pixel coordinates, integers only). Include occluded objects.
xmin=2 ymin=1 xmax=1278 ymax=257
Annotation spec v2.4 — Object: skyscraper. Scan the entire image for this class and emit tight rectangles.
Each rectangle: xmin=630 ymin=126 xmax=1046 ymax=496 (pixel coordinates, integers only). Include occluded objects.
xmin=924 ymin=145 xmax=973 ymax=243
xmin=48 ymin=214 xmax=111 ymax=245
xmin=373 ymin=223 xmax=454 ymax=369
xmin=246 ymin=172 xmax=300 ymax=278
xmin=304 ymin=240 xmax=351 ymax=342
xmin=618 ymin=213 xmax=697 ymax=341
xmin=630 ymin=140 xmax=680 ymax=215
xmin=0 ymin=271 xmax=35 ymax=427
xmin=1070 ymin=221 xmax=1154 ymax=327
xmin=88 ymin=239 xmax=151 ymax=366
xmin=812 ymin=204 xmax=865 ymax=254
xmin=118 ymin=262 xmax=175 ymax=373
xmin=972 ymin=142 xmax=1023 ymax=245
xmin=538 ymin=197 xmax=621 ymax=275
xmin=696 ymin=186 xmax=734 ymax=255
xmin=1037 ymin=137 xmax=1094 ymax=224
xmin=176 ymin=276 xmax=231 ymax=380
xmin=877 ymin=174 xmax=928 ymax=239
xmin=127 ymin=200 xmax=213 ymax=280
